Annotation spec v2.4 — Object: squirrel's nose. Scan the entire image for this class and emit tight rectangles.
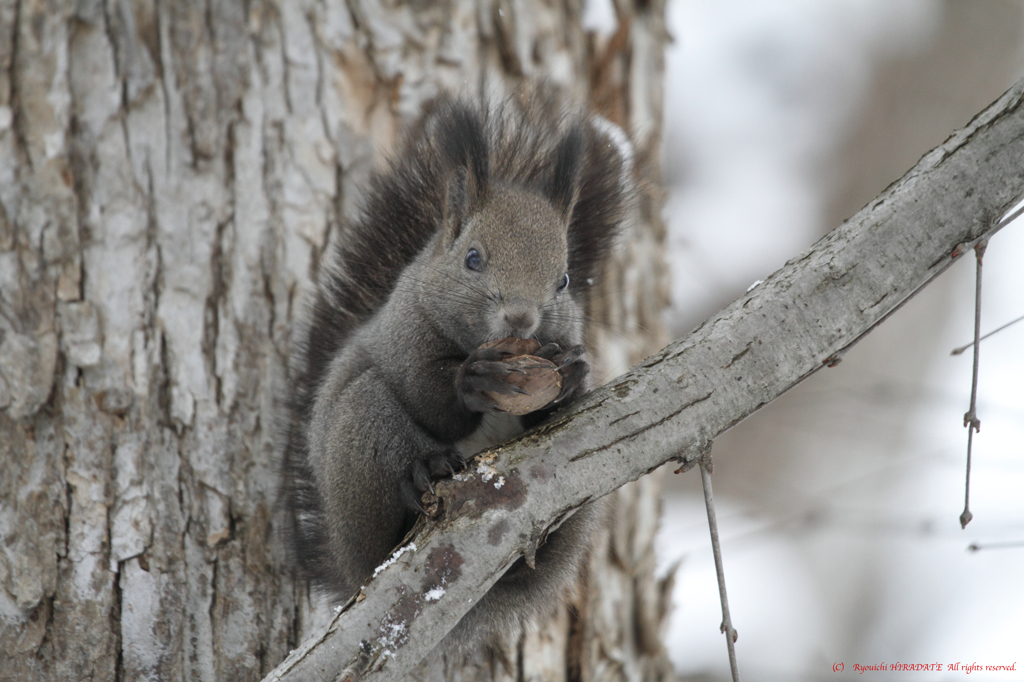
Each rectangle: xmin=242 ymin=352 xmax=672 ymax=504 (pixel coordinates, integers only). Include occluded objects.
xmin=502 ymin=304 xmax=538 ymax=337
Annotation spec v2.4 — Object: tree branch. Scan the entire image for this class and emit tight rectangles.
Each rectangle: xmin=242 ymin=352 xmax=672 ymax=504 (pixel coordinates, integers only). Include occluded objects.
xmin=262 ymin=76 xmax=1024 ymax=682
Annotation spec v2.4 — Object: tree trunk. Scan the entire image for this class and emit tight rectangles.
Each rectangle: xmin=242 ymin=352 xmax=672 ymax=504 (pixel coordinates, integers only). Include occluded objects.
xmin=0 ymin=1 xmax=672 ymax=680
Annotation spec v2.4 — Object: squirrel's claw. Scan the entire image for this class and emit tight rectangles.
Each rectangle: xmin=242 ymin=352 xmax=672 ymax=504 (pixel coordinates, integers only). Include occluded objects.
xmin=411 ymin=459 xmax=434 ymax=494
xmin=403 ymin=448 xmax=465 ymax=514
xmin=535 ymin=342 xmax=585 ymax=365
xmin=400 ymin=477 xmax=428 ymax=514
xmin=533 ymin=342 xmax=563 ymax=361
xmin=431 ymin=448 xmax=465 ymax=477
xmin=466 ymin=360 xmax=519 ymax=381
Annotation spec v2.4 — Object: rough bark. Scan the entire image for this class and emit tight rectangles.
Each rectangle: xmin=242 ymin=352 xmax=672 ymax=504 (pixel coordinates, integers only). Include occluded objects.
xmin=0 ymin=1 xmax=671 ymax=681
xmin=261 ymin=74 xmax=1024 ymax=682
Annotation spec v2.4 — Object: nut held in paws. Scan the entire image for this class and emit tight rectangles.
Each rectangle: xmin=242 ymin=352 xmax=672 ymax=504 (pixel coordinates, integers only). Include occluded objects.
xmin=479 ymin=338 xmax=562 ymax=415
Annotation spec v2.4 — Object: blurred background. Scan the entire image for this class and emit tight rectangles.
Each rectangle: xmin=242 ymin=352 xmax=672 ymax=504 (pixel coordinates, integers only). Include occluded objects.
xmin=591 ymin=1 xmax=1024 ymax=679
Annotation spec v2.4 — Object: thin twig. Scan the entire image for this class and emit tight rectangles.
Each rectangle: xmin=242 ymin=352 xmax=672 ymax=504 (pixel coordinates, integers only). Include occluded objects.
xmin=968 ymin=540 xmax=1024 ymax=552
xmin=951 ymin=312 xmax=1024 ymax=355
xmin=699 ymin=451 xmax=740 ymax=682
xmin=996 ymin=201 xmax=1024 ymax=229
xmin=960 ymin=241 xmax=987 ymax=529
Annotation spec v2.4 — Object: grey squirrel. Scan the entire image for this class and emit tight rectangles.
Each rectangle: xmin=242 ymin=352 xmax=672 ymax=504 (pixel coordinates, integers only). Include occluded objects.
xmin=281 ymin=92 xmax=631 ymax=658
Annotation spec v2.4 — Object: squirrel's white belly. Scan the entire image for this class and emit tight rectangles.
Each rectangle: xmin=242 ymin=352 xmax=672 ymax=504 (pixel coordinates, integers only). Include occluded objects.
xmin=455 ymin=413 xmax=524 ymax=458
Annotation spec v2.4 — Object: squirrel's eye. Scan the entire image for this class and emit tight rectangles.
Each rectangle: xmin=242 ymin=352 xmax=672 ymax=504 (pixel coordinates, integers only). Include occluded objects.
xmin=557 ymin=272 xmax=570 ymax=293
xmin=465 ymin=249 xmax=483 ymax=272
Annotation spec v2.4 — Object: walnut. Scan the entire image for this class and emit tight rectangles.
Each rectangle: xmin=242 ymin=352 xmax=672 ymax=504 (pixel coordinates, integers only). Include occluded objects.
xmin=479 ymin=338 xmax=562 ymax=415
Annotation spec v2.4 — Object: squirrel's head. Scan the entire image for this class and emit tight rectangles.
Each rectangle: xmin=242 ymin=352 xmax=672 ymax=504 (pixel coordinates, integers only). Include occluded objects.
xmin=418 ymin=125 xmax=585 ymax=352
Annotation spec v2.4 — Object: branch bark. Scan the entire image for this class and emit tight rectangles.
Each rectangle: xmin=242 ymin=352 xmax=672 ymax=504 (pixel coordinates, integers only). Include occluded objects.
xmin=263 ymin=74 xmax=1024 ymax=682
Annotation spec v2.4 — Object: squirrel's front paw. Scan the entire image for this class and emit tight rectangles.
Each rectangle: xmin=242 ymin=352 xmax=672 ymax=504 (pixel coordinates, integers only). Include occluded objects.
xmin=458 ymin=345 xmax=525 ymax=413
xmin=401 ymin=448 xmax=466 ymax=513
xmin=534 ymin=343 xmax=589 ymax=404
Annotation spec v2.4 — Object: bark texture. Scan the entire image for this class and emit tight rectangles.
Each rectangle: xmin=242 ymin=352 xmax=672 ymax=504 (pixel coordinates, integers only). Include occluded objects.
xmin=0 ymin=1 xmax=671 ymax=681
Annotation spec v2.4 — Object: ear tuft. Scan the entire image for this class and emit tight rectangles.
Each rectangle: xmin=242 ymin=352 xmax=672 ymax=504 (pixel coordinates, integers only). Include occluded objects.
xmin=437 ymin=101 xmax=490 ymax=246
xmin=442 ymin=167 xmax=473 ymax=244
xmin=547 ymin=126 xmax=585 ymax=222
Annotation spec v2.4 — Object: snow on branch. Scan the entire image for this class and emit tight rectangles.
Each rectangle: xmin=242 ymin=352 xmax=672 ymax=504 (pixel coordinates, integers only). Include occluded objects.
xmin=262 ymin=77 xmax=1024 ymax=682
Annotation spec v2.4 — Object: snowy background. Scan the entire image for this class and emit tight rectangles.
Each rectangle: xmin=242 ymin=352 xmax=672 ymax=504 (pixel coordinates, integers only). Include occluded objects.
xmin=593 ymin=1 xmax=1024 ymax=680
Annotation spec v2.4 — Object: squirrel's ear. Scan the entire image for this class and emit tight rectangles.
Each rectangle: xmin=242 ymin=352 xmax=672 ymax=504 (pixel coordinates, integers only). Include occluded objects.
xmin=547 ymin=126 xmax=584 ymax=223
xmin=438 ymin=103 xmax=489 ymax=248
xmin=441 ymin=165 xmax=483 ymax=247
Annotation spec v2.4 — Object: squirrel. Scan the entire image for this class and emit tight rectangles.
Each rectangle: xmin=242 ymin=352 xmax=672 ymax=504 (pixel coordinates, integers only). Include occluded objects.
xmin=281 ymin=92 xmax=632 ymax=659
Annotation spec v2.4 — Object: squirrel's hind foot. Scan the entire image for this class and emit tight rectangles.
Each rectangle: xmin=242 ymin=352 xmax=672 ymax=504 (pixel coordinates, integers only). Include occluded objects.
xmin=402 ymin=447 xmax=466 ymax=513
